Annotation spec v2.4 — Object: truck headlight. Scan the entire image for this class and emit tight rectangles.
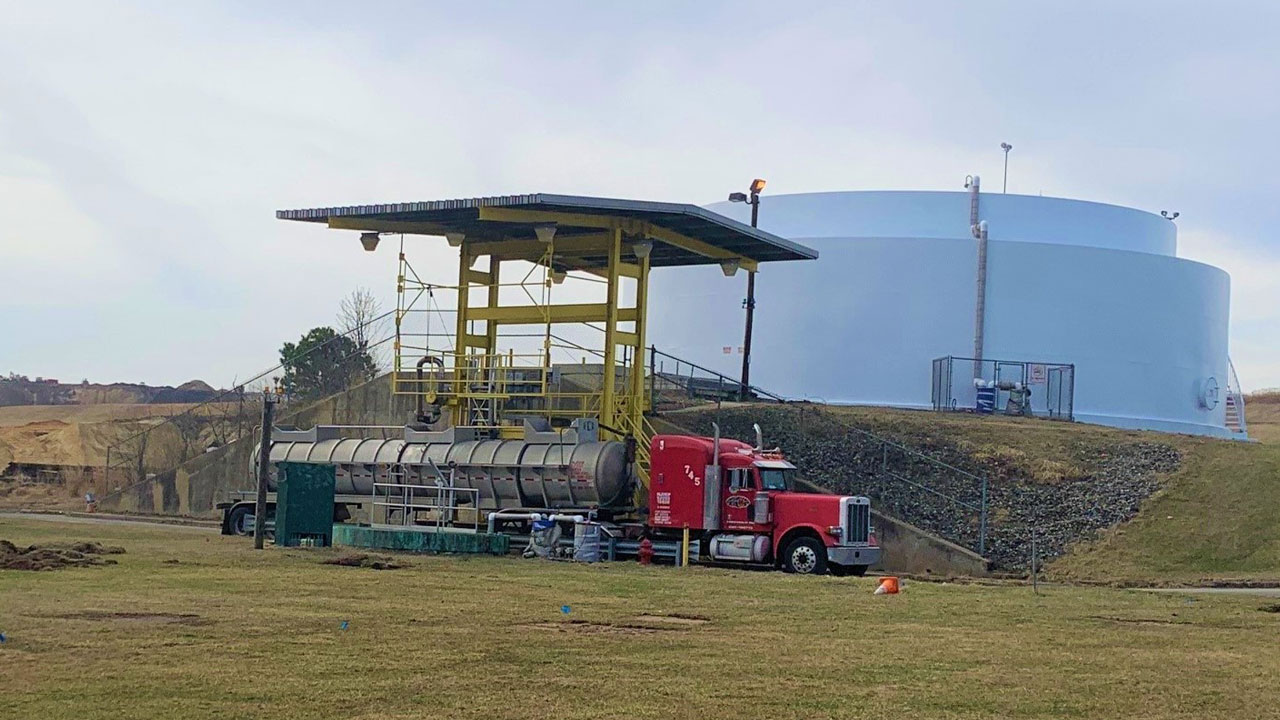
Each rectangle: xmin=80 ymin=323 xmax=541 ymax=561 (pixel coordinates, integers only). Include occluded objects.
xmin=826 ymin=525 xmax=842 ymax=537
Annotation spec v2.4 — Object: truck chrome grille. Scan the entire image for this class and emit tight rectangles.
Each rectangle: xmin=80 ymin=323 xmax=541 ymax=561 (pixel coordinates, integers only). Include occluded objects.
xmin=847 ymin=501 xmax=870 ymax=544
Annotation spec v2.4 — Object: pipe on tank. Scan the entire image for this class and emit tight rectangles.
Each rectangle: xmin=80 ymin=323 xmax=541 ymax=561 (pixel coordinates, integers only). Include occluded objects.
xmin=966 ymin=174 xmax=981 ymax=228
xmin=972 ymin=219 xmax=989 ymax=379
xmin=415 ymin=355 xmax=443 ymax=423
xmin=487 ymin=511 xmax=588 ymax=534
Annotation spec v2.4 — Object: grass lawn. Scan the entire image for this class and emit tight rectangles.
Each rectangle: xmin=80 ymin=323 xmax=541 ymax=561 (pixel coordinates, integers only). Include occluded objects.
xmin=2 ymin=517 xmax=1279 ymax=719
xmin=1051 ymin=436 xmax=1280 ymax=585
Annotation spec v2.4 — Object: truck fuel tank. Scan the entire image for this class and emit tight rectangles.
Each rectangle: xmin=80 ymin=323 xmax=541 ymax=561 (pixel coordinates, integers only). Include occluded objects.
xmin=708 ymin=534 xmax=771 ymax=563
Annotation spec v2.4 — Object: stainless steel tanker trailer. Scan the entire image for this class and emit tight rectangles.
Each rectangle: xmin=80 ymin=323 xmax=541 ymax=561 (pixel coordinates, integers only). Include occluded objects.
xmin=219 ymin=418 xmax=635 ymax=535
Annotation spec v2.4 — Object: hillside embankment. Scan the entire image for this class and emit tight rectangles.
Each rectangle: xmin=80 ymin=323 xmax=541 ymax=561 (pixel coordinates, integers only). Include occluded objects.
xmin=670 ymin=403 xmax=1280 ymax=585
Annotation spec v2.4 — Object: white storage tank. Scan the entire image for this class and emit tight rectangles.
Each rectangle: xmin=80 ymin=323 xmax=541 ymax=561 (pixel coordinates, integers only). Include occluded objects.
xmin=648 ymin=188 xmax=1241 ymax=438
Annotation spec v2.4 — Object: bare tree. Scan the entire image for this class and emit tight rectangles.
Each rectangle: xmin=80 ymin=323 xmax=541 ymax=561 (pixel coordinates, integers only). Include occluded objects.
xmin=338 ymin=288 xmax=390 ymax=369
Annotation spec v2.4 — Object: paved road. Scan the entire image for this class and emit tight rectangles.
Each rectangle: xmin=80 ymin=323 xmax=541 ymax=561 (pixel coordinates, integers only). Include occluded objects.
xmin=0 ymin=511 xmax=217 ymax=532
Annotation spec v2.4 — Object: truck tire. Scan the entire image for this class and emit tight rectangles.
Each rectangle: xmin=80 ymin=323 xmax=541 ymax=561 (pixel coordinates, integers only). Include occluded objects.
xmin=226 ymin=504 xmax=254 ymax=536
xmin=830 ymin=563 xmax=869 ymax=577
xmin=781 ymin=536 xmax=828 ymax=575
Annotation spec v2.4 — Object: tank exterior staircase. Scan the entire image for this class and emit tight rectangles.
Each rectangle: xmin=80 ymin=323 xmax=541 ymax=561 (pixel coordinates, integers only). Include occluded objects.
xmin=1226 ymin=358 xmax=1248 ymax=437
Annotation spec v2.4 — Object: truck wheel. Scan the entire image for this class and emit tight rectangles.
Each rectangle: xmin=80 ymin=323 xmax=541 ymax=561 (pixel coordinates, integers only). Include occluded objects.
xmin=226 ymin=504 xmax=254 ymax=536
xmin=830 ymin=564 xmax=869 ymax=577
xmin=781 ymin=536 xmax=828 ymax=575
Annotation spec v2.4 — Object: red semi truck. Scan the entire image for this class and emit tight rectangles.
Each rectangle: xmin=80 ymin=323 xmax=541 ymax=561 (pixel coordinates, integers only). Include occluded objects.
xmin=225 ymin=419 xmax=881 ymax=575
xmin=648 ymin=431 xmax=880 ymax=575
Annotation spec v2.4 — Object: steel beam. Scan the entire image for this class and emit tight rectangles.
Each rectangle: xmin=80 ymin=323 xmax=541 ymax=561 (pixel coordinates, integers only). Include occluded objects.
xmin=473 ymin=233 xmax=612 ymax=259
xmin=465 ymin=303 xmax=636 ymax=325
xmin=476 ymin=207 xmax=758 ymax=272
xmin=327 ymin=216 xmax=457 ymax=236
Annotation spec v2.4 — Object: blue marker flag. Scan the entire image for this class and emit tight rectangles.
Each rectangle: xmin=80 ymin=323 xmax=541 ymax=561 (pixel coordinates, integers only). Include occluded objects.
xmin=339 ymin=621 xmax=349 ymax=630
xmin=560 ymin=605 xmax=571 ymax=614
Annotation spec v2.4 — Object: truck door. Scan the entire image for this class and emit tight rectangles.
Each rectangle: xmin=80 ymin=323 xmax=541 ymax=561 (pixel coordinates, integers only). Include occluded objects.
xmin=721 ymin=467 xmax=757 ymax=529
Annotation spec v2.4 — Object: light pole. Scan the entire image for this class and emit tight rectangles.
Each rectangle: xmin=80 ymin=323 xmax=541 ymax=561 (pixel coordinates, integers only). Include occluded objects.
xmin=728 ymin=178 xmax=766 ymax=400
xmin=1001 ymin=142 xmax=1013 ymax=193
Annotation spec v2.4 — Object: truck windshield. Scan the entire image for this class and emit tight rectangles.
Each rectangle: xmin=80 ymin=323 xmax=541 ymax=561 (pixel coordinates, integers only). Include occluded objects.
xmin=758 ymin=468 xmax=792 ymax=491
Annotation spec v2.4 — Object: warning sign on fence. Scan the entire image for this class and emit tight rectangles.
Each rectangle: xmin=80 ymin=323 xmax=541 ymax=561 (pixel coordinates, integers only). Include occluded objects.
xmin=1028 ymin=363 xmax=1048 ymax=384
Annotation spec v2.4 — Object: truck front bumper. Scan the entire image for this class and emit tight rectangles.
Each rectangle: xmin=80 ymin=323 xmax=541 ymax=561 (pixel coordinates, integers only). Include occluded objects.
xmin=828 ymin=544 xmax=882 ymax=568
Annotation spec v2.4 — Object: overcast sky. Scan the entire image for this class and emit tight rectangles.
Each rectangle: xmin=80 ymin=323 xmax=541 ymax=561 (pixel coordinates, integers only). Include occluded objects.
xmin=1 ymin=1 xmax=1277 ymax=390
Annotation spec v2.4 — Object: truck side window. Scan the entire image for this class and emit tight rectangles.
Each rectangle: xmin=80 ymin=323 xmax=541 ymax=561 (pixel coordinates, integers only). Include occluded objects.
xmin=728 ymin=468 xmax=755 ymax=492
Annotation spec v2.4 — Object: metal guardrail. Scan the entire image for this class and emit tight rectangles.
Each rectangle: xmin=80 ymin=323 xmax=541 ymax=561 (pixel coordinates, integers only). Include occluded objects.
xmin=849 ymin=425 xmax=989 ymax=556
xmin=370 ymin=481 xmax=481 ymax=533
xmin=648 ymin=347 xmax=788 ymax=405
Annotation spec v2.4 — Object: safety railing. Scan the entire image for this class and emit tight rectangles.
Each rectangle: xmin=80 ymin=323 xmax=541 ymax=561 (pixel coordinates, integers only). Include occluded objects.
xmin=648 ymin=347 xmax=788 ymax=407
xmin=869 ymin=437 xmax=989 ymax=556
xmin=370 ymin=480 xmax=481 ymax=533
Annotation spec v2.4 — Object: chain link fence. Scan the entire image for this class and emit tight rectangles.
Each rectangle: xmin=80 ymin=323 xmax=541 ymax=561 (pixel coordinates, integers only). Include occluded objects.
xmin=932 ymin=355 xmax=1074 ymax=420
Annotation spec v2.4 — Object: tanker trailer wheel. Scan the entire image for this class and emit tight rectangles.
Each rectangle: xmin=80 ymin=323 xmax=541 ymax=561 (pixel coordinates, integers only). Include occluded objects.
xmin=781 ymin=536 xmax=828 ymax=575
xmin=226 ymin=504 xmax=254 ymax=536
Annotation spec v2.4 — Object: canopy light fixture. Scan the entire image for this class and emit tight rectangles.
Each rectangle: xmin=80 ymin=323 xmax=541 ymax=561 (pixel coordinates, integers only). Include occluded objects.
xmin=534 ymin=224 xmax=557 ymax=243
xmin=445 ymin=231 xmax=465 ymax=247
xmin=633 ymin=239 xmax=653 ymax=259
xmin=720 ymin=259 xmax=740 ymax=277
xmin=359 ymin=232 xmax=381 ymax=252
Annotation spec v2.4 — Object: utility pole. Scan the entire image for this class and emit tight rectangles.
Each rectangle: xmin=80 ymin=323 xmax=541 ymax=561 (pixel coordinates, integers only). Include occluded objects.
xmin=253 ymin=389 xmax=277 ymax=550
xmin=728 ymin=178 xmax=766 ymax=400
xmin=1001 ymin=142 xmax=1013 ymax=193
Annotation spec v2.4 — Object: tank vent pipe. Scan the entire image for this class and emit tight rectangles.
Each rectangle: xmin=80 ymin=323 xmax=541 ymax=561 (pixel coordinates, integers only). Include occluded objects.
xmin=972 ymin=219 xmax=989 ymax=378
xmin=967 ymin=174 xmax=981 ymax=228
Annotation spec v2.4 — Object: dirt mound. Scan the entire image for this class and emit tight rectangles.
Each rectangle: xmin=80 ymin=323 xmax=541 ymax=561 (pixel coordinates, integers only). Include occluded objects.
xmin=522 ymin=616 xmax=710 ymax=635
xmin=0 ymin=539 xmax=125 ymax=571
xmin=322 ymin=553 xmax=404 ymax=570
xmin=48 ymin=610 xmax=208 ymax=625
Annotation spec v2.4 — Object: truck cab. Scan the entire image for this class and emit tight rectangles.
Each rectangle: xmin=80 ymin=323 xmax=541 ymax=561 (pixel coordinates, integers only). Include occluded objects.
xmin=647 ymin=432 xmax=882 ymax=575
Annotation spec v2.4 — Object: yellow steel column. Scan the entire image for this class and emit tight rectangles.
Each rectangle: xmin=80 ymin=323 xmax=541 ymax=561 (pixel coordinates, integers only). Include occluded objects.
xmin=483 ymin=257 xmax=502 ymax=425
xmin=600 ymin=226 xmax=622 ymax=432
xmin=452 ymin=243 xmax=472 ymax=427
xmin=628 ymin=251 xmax=651 ymax=413
xmin=484 ymin=257 xmax=501 ymax=354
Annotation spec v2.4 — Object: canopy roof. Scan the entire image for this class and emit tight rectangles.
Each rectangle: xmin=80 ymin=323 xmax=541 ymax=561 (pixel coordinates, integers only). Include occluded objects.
xmin=277 ymin=193 xmax=818 ymax=270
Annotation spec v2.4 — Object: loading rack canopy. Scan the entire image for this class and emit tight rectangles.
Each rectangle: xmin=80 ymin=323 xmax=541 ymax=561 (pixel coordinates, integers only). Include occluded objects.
xmin=276 ymin=193 xmax=818 ymax=270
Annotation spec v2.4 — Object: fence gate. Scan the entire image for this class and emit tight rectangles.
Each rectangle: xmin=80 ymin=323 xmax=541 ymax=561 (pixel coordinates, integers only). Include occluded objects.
xmin=1046 ymin=365 xmax=1074 ymax=420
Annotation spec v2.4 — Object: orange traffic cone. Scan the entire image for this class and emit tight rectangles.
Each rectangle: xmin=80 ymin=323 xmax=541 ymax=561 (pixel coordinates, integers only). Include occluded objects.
xmin=873 ymin=576 xmax=900 ymax=595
